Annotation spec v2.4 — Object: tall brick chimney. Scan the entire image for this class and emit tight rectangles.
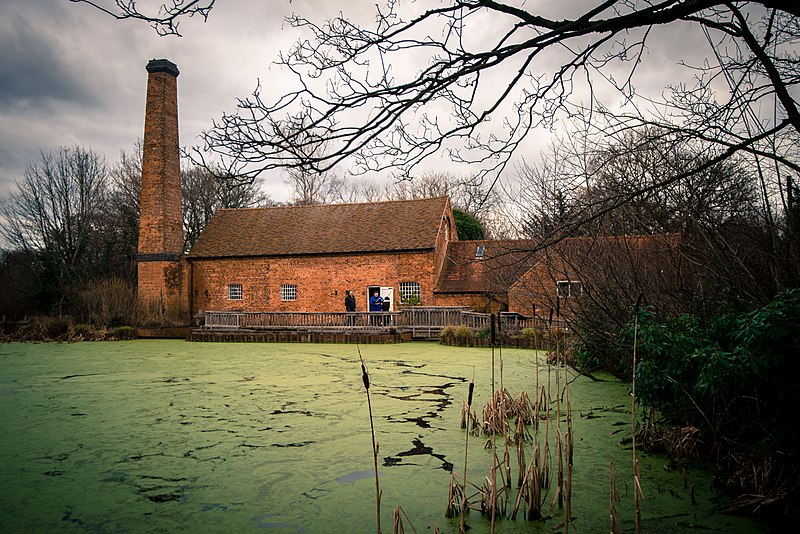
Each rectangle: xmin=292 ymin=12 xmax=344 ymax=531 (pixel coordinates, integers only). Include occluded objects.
xmin=137 ymin=58 xmax=188 ymax=322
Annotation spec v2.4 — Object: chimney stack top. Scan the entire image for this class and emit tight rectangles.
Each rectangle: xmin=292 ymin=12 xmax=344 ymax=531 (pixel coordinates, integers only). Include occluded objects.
xmin=146 ymin=58 xmax=180 ymax=77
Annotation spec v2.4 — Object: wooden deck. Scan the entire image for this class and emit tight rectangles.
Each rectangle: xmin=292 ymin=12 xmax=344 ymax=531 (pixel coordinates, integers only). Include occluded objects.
xmin=190 ymin=307 xmax=565 ymax=342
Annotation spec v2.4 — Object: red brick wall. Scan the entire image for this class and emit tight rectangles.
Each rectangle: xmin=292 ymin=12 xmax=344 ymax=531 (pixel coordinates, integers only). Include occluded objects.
xmin=190 ymin=250 xmax=438 ymax=314
xmin=508 ymin=260 xmax=579 ymax=319
xmin=433 ymin=198 xmax=457 ymax=283
xmin=138 ymin=259 xmax=190 ymax=321
xmin=139 ymin=62 xmax=182 ymax=257
xmin=434 ymin=293 xmax=508 ymax=313
xmin=137 ymin=60 xmax=188 ymax=322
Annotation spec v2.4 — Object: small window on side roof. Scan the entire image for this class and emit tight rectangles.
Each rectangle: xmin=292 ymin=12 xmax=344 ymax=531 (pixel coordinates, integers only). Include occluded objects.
xmin=475 ymin=245 xmax=485 ymax=259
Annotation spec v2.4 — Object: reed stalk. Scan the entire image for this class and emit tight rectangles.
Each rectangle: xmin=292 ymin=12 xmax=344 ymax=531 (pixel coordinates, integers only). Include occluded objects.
xmin=459 ymin=375 xmax=475 ymax=534
xmin=358 ymin=347 xmax=382 ymax=534
xmin=632 ymin=294 xmax=645 ymax=534
xmin=563 ymin=329 xmax=573 ymax=533
xmin=490 ymin=314 xmax=499 ymax=531
xmin=392 ymin=506 xmax=417 ymax=534
xmin=609 ymin=462 xmax=622 ymax=534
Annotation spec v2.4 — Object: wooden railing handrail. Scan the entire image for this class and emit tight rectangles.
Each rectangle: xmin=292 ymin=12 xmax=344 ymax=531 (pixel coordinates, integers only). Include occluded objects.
xmin=201 ymin=308 xmax=567 ymax=333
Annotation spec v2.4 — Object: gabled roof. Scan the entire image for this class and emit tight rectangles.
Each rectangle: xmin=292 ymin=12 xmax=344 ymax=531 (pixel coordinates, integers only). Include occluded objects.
xmin=188 ymin=196 xmax=450 ymax=259
xmin=435 ymin=239 xmax=541 ymax=294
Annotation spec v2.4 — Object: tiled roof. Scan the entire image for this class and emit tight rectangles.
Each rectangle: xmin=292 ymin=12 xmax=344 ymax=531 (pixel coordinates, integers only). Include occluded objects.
xmin=435 ymin=234 xmax=681 ymax=294
xmin=188 ymin=196 xmax=450 ymax=259
xmin=435 ymin=239 xmax=541 ymax=294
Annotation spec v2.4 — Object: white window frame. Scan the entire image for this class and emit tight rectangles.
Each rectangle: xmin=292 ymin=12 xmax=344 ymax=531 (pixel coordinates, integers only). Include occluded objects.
xmin=556 ymin=280 xmax=583 ymax=298
xmin=227 ymin=283 xmax=243 ymax=300
xmin=399 ymin=281 xmax=421 ymax=304
xmin=475 ymin=245 xmax=485 ymax=259
xmin=280 ymin=284 xmax=297 ymax=302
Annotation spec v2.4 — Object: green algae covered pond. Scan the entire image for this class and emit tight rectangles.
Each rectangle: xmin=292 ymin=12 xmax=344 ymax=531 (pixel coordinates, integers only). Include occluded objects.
xmin=0 ymin=340 xmax=763 ymax=533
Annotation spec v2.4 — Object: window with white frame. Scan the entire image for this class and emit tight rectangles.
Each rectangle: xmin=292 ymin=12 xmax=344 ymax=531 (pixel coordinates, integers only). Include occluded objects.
xmin=227 ymin=283 xmax=243 ymax=300
xmin=280 ymin=284 xmax=297 ymax=301
xmin=475 ymin=245 xmax=485 ymax=259
xmin=399 ymin=281 xmax=421 ymax=304
xmin=556 ymin=280 xmax=583 ymax=298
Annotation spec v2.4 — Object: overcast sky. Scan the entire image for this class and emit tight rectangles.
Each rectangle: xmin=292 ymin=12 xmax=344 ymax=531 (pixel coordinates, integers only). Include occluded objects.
xmin=0 ymin=0 xmax=368 ymax=203
xmin=0 ymin=0 xmax=722 ymax=209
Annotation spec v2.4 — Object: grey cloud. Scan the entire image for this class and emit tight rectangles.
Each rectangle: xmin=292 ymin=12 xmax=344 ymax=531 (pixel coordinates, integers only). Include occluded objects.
xmin=0 ymin=2 xmax=95 ymax=110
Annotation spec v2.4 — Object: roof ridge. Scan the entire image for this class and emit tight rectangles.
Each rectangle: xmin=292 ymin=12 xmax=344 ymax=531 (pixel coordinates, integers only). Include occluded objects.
xmin=217 ymin=196 xmax=448 ymax=213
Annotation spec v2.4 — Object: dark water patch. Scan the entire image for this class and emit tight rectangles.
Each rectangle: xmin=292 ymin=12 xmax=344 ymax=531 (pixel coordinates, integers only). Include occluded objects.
xmin=391 ymin=360 xmax=426 ymax=369
xmin=399 ymin=369 xmax=466 ymax=384
xmin=139 ymin=474 xmax=191 ymax=483
xmin=336 ymin=469 xmax=374 ymax=484
xmin=70 ymin=412 xmax=87 ymax=417
xmin=125 ymin=452 xmax=167 ymax=462
xmin=386 ymin=392 xmax=421 ymax=401
xmin=387 ymin=415 xmax=433 ymax=428
xmin=271 ymin=409 xmax=315 ymax=417
xmin=135 ymin=474 xmax=198 ymax=504
xmin=59 ymin=373 xmax=101 ymax=380
xmin=160 ymin=377 xmax=190 ymax=383
xmin=383 ymin=438 xmax=453 ymax=472
xmin=200 ymin=428 xmax=236 ymax=434
xmin=44 ymin=445 xmax=83 ymax=463
xmin=144 ymin=492 xmax=182 ymax=503
xmin=272 ymin=440 xmax=314 ymax=448
xmin=302 ymin=487 xmax=330 ymax=500
xmin=44 ymin=470 xmax=63 ymax=477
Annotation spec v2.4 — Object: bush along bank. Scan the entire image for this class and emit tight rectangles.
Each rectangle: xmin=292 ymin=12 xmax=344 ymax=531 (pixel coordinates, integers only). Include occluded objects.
xmin=2 ymin=316 xmax=138 ymax=342
xmin=578 ymin=288 xmax=800 ymax=528
xmin=439 ymin=324 xmax=569 ymax=351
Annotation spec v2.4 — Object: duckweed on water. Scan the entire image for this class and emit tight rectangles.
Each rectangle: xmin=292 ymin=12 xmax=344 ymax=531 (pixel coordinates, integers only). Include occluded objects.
xmin=0 ymin=340 xmax=764 ymax=533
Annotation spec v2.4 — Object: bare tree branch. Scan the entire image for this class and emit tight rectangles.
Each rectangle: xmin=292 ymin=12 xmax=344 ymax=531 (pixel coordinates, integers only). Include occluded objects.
xmin=68 ymin=0 xmax=214 ymax=36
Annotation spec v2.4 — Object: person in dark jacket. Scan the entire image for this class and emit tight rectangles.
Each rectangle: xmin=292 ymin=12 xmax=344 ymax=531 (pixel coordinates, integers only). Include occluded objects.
xmin=344 ymin=290 xmax=357 ymax=326
xmin=381 ymin=295 xmax=391 ymax=325
xmin=345 ymin=290 xmax=356 ymax=311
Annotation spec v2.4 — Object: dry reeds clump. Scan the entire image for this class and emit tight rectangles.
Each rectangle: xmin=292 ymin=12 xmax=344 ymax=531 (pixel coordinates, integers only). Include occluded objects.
xmin=460 ymin=400 xmax=479 ymax=434
xmin=481 ymin=389 xmax=536 ymax=436
xmin=77 ymin=277 xmax=139 ymax=326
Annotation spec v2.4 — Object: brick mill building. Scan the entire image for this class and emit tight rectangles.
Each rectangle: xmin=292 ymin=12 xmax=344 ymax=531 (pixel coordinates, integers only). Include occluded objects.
xmin=187 ymin=197 xmax=457 ymax=315
xmin=136 ymin=59 xmax=682 ymax=325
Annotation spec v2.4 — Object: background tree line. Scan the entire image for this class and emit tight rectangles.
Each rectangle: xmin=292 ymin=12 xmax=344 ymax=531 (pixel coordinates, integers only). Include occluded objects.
xmin=0 ymin=143 xmax=496 ymax=323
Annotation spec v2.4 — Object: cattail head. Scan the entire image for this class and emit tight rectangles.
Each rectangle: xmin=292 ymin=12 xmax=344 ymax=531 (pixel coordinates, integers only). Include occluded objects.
xmin=468 ymin=382 xmax=474 ymax=407
xmin=361 ymin=362 xmax=370 ymax=390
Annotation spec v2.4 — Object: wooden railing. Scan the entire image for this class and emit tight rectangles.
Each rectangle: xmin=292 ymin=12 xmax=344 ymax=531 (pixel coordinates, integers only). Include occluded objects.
xmin=202 ymin=307 xmax=566 ymax=338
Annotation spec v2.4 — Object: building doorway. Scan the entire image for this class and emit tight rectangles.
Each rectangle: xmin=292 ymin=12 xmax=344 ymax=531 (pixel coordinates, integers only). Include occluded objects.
xmin=367 ymin=286 xmax=394 ymax=311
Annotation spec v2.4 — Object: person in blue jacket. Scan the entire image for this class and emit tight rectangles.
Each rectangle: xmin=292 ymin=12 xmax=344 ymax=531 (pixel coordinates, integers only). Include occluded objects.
xmin=369 ymin=290 xmax=384 ymax=325
xmin=369 ymin=290 xmax=384 ymax=312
